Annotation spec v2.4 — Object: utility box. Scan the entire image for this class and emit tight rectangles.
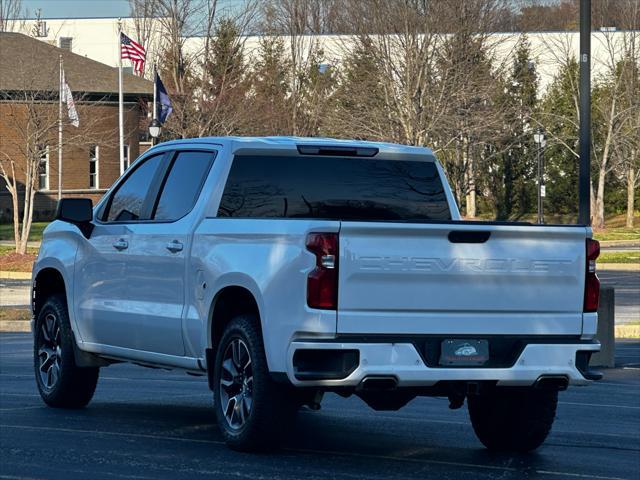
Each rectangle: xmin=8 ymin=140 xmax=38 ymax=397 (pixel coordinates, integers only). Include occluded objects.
xmin=590 ymin=287 xmax=615 ymax=368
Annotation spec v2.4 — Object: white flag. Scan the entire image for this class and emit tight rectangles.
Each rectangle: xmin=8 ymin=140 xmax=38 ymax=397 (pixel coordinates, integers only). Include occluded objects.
xmin=62 ymin=72 xmax=79 ymax=127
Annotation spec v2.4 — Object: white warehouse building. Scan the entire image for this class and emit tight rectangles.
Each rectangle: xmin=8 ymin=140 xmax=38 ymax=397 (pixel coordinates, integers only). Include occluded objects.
xmin=6 ymin=16 xmax=636 ymax=93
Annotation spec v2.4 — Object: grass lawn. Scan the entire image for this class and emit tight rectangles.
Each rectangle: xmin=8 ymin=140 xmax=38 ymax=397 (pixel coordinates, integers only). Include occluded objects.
xmin=599 ymin=251 xmax=640 ymax=264
xmin=593 ymin=227 xmax=640 ymax=242
xmin=0 ymin=222 xmax=49 ymax=242
xmin=0 ymin=245 xmax=38 ymax=272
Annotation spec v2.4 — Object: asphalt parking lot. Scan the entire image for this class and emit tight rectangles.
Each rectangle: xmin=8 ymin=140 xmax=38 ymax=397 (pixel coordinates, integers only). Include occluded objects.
xmin=1 ymin=334 xmax=638 ymax=480
xmin=598 ymin=270 xmax=640 ymax=324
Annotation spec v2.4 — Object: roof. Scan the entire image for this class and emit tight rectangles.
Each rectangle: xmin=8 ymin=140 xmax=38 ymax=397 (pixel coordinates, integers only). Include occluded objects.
xmin=151 ymin=136 xmax=435 ymax=161
xmin=0 ymin=32 xmax=152 ymax=97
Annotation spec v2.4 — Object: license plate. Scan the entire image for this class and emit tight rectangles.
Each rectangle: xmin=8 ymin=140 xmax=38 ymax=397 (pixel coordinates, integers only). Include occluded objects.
xmin=439 ymin=339 xmax=489 ymax=366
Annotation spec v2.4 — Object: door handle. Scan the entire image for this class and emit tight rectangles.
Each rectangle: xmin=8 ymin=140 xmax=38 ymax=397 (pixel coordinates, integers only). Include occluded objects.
xmin=166 ymin=240 xmax=184 ymax=253
xmin=113 ymin=239 xmax=128 ymax=251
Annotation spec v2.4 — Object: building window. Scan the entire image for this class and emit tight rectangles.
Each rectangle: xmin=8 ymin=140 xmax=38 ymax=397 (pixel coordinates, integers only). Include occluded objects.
xmin=123 ymin=145 xmax=130 ymax=170
xmin=33 ymin=20 xmax=48 ymax=37
xmin=89 ymin=146 xmax=99 ymax=189
xmin=38 ymin=146 xmax=49 ymax=190
xmin=59 ymin=37 xmax=73 ymax=51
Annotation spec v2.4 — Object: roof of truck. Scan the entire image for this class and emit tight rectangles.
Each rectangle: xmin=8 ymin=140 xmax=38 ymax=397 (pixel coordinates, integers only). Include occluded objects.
xmin=155 ymin=136 xmax=435 ymax=158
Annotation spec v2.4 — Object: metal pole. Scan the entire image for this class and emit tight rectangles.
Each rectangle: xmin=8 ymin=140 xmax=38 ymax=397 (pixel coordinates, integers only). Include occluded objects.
xmin=541 ymin=145 xmax=545 ymax=224
xmin=118 ymin=18 xmax=125 ymax=175
xmin=152 ymin=64 xmax=157 ymax=146
xmin=578 ymin=0 xmax=591 ymax=225
xmin=537 ymin=144 xmax=542 ymax=224
xmin=57 ymin=55 xmax=62 ymax=201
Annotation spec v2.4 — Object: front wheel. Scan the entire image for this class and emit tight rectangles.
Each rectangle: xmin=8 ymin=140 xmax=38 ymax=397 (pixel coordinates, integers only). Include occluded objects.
xmin=467 ymin=387 xmax=558 ymax=452
xmin=34 ymin=295 xmax=99 ymax=408
xmin=213 ymin=314 xmax=297 ymax=451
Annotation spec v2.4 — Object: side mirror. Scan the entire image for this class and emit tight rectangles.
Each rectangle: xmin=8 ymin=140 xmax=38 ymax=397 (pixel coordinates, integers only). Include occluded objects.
xmin=55 ymin=198 xmax=94 ymax=238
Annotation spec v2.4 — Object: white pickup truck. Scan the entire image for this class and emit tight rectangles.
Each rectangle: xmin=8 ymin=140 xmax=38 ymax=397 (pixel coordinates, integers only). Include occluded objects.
xmin=32 ymin=136 xmax=602 ymax=452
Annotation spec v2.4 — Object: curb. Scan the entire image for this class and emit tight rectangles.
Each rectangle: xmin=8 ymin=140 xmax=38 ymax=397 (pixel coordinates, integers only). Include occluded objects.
xmin=598 ymin=263 xmax=640 ymax=271
xmin=1 ymin=321 xmax=638 ymax=338
xmin=0 ymin=320 xmax=31 ymax=333
xmin=0 ymin=271 xmax=31 ymax=279
xmin=616 ymin=324 xmax=640 ymax=339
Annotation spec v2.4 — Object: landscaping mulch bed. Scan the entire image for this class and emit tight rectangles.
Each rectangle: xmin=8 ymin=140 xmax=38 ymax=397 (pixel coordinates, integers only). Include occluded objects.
xmin=0 ymin=251 xmax=37 ymax=273
xmin=0 ymin=307 xmax=31 ymax=322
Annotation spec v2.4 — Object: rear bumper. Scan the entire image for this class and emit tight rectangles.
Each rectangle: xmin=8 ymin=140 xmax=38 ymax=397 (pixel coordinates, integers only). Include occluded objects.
xmin=286 ymin=340 xmax=601 ymax=387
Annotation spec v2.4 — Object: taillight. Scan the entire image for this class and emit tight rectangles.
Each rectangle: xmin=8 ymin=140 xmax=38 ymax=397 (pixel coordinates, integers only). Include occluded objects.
xmin=584 ymin=238 xmax=600 ymax=312
xmin=306 ymin=233 xmax=338 ymax=309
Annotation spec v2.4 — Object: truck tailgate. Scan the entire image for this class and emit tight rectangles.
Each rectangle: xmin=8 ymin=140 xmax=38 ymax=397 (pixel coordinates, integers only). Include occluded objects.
xmin=337 ymin=222 xmax=588 ymax=336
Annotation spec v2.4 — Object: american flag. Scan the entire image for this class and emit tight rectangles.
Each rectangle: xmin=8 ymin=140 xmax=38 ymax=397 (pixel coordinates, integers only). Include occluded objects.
xmin=120 ymin=33 xmax=146 ymax=75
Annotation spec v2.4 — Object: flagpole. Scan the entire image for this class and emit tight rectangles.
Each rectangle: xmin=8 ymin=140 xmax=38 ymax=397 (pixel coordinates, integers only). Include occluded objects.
xmin=58 ymin=54 xmax=63 ymax=201
xmin=153 ymin=64 xmax=157 ymax=122
xmin=152 ymin=64 xmax=158 ymax=146
xmin=118 ymin=18 xmax=125 ymax=175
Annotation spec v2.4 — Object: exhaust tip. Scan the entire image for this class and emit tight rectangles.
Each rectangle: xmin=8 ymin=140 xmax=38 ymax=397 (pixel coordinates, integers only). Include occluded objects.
xmin=534 ymin=375 xmax=569 ymax=391
xmin=358 ymin=376 xmax=398 ymax=391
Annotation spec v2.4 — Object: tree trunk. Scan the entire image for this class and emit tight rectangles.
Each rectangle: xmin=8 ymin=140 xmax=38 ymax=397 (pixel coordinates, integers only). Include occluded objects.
xmin=594 ymin=169 xmax=606 ymax=230
xmin=465 ymin=140 xmax=476 ymax=218
xmin=627 ymin=155 xmax=636 ymax=228
xmin=18 ymin=180 xmax=31 ymax=255
xmin=11 ymin=179 xmax=19 ymax=254
xmin=593 ymin=96 xmax=617 ymax=229
xmin=589 ymin=181 xmax=596 ymax=225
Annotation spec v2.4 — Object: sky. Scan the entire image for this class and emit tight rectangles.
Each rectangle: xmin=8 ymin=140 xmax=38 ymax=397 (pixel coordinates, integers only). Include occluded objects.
xmin=21 ymin=0 xmax=245 ymax=18
xmin=23 ymin=0 xmax=131 ymax=18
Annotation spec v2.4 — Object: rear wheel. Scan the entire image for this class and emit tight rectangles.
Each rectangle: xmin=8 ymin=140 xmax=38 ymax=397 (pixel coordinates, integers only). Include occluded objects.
xmin=34 ymin=295 xmax=99 ymax=408
xmin=213 ymin=314 xmax=297 ymax=451
xmin=467 ymin=387 xmax=558 ymax=452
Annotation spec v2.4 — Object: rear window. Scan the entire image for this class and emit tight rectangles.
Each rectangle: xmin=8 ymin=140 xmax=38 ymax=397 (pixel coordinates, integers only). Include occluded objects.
xmin=217 ymin=155 xmax=451 ymax=221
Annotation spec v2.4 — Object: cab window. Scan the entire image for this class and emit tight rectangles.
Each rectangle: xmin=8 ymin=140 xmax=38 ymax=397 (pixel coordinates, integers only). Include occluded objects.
xmin=103 ymin=154 xmax=164 ymax=222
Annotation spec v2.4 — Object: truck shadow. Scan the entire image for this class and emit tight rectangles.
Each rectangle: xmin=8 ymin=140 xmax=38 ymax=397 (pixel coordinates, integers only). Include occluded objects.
xmin=70 ymin=397 xmax=542 ymax=477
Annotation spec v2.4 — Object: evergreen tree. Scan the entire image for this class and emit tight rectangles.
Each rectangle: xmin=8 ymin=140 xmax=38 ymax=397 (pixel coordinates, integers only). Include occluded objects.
xmin=540 ymin=59 xmax=580 ymax=215
xmin=199 ymin=18 xmax=250 ymax=136
xmin=247 ymin=35 xmax=292 ymax=135
xmin=297 ymin=47 xmax=337 ymax=137
xmin=494 ymin=36 xmax=538 ymax=220
xmin=324 ymin=38 xmax=396 ymax=141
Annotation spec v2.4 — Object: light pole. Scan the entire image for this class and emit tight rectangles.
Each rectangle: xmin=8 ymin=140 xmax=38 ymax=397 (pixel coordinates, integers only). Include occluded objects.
xmin=578 ymin=0 xmax=591 ymax=225
xmin=149 ymin=63 xmax=161 ymax=146
xmin=534 ymin=129 xmax=546 ymax=224
xmin=149 ymin=119 xmax=161 ymax=146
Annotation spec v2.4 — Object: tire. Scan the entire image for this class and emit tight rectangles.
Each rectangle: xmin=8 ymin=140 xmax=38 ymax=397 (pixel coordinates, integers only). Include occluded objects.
xmin=213 ymin=314 xmax=297 ymax=451
xmin=34 ymin=294 xmax=99 ymax=408
xmin=467 ymin=387 xmax=558 ymax=452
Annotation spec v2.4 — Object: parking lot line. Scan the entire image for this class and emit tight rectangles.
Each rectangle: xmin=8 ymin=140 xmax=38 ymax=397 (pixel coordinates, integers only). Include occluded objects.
xmin=536 ymin=470 xmax=626 ymax=480
xmin=0 ymin=423 xmax=225 ymax=445
xmin=559 ymin=401 xmax=640 ymax=410
xmin=4 ymin=422 xmax=627 ymax=479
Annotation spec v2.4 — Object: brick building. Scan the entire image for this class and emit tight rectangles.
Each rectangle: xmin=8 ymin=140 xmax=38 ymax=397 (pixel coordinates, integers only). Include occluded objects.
xmin=0 ymin=32 xmax=153 ymax=221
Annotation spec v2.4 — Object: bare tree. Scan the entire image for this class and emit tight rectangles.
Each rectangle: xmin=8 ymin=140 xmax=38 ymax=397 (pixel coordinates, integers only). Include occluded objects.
xmin=262 ymin=0 xmax=328 ymax=136
xmin=1 ymin=55 xmax=119 ymax=254
xmin=331 ymin=1 xmax=512 ymax=216
xmin=129 ymin=0 xmax=161 ymax=78
xmin=590 ymin=5 xmax=639 ymax=228
xmin=610 ymin=4 xmax=640 ymax=227
xmin=152 ymin=0 xmax=258 ymax=138
xmin=0 ymin=0 xmax=22 ymax=31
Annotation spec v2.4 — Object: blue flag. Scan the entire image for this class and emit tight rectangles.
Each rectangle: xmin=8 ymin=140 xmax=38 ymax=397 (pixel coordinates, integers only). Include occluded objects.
xmin=154 ymin=71 xmax=172 ymax=124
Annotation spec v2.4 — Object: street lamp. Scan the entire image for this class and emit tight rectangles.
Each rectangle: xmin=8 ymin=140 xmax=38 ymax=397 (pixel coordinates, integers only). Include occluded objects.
xmin=149 ymin=118 xmax=162 ymax=145
xmin=533 ymin=129 xmax=547 ymax=224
